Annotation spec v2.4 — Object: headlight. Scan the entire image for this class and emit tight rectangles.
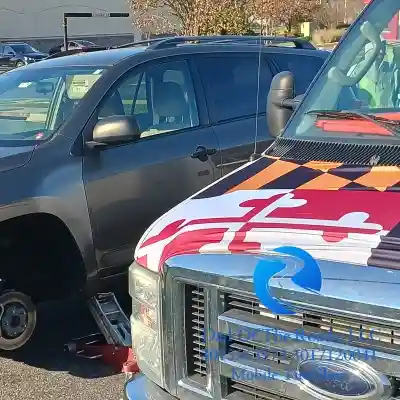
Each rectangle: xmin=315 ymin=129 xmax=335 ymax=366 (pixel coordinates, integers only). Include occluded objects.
xmin=130 ymin=263 xmax=164 ymax=387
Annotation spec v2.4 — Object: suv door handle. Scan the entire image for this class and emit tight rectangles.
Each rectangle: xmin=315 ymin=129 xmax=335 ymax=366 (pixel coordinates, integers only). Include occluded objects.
xmin=191 ymin=146 xmax=217 ymax=162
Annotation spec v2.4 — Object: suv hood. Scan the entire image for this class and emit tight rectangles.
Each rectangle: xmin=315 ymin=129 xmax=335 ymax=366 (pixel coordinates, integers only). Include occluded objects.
xmin=135 ymin=156 xmax=400 ymax=272
xmin=0 ymin=144 xmax=36 ymax=173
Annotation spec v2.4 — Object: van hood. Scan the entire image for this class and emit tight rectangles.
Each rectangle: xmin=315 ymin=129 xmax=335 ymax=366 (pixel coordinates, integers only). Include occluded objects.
xmin=0 ymin=145 xmax=36 ymax=173
xmin=135 ymin=156 xmax=400 ymax=273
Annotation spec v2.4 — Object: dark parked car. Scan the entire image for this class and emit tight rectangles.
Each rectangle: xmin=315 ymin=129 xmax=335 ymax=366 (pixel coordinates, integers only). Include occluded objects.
xmin=48 ymin=39 xmax=97 ymax=55
xmin=0 ymin=42 xmax=47 ymax=71
xmin=0 ymin=36 xmax=328 ymax=351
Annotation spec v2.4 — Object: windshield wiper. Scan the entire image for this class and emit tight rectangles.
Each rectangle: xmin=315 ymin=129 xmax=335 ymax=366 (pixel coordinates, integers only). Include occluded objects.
xmin=306 ymin=110 xmax=400 ymax=138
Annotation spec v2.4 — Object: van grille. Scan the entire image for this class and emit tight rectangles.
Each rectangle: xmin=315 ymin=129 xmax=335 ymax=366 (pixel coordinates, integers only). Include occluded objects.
xmin=226 ymin=292 xmax=400 ymax=348
xmin=228 ymin=380 xmax=294 ymax=400
xmin=181 ymin=285 xmax=400 ymax=398
xmin=185 ymin=285 xmax=206 ymax=377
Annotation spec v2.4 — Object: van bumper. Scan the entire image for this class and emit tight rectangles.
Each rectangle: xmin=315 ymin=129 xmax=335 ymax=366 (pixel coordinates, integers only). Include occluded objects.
xmin=123 ymin=373 xmax=177 ymax=400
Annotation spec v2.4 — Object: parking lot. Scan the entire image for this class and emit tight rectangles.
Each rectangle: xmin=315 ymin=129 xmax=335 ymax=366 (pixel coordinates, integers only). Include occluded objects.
xmin=0 ymin=299 xmax=125 ymax=400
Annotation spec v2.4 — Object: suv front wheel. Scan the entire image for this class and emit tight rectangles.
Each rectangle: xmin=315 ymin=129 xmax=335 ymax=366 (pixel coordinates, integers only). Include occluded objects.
xmin=0 ymin=290 xmax=36 ymax=351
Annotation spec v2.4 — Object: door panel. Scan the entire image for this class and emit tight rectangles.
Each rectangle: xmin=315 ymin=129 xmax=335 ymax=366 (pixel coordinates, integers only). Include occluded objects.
xmin=1 ymin=46 xmax=14 ymax=69
xmin=82 ymin=58 xmax=219 ymax=271
xmin=195 ymin=53 xmax=275 ymax=176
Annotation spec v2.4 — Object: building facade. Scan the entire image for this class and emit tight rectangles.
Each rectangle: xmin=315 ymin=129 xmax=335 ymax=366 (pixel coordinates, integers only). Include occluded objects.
xmin=0 ymin=0 xmax=140 ymax=51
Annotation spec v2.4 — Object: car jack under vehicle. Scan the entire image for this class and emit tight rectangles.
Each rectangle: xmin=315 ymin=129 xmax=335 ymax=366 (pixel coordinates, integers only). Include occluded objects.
xmin=0 ymin=280 xmax=138 ymax=376
xmin=65 ymin=292 xmax=139 ymax=377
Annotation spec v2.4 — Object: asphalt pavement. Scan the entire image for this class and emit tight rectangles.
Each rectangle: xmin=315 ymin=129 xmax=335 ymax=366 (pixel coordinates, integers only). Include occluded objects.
xmin=0 ymin=298 xmax=126 ymax=400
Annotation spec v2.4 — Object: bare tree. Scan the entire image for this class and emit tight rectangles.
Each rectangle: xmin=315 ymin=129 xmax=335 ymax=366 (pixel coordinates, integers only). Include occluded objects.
xmin=128 ymin=0 xmax=254 ymax=36
xmin=254 ymin=0 xmax=320 ymax=32
xmin=316 ymin=0 xmax=364 ymax=27
xmin=127 ymin=0 xmax=178 ymax=36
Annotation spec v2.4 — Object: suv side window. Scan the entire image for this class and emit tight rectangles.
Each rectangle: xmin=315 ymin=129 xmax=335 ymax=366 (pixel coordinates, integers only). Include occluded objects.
xmin=4 ymin=46 xmax=14 ymax=55
xmin=271 ymin=53 xmax=325 ymax=95
xmin=98 ymin=59 xmax=199 ymax=138
xmin=196 ymin=54 xmax=273 ymax=123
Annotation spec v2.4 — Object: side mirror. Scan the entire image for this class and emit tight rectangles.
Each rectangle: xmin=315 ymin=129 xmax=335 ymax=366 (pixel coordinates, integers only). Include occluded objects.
xmin=89 ymin=115 xmax=141 ymax=148
xmin=267 ymin=71 xmax=295 ymax=138
xmin=6 ymin=52 xmax=14 ymax=56
xmin=36 ymin=81 xmax=54 ymax=94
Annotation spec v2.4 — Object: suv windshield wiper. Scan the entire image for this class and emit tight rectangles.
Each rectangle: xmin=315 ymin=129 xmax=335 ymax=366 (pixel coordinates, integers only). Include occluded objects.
xmin=305 ymin=109 xmax=400 ymax=138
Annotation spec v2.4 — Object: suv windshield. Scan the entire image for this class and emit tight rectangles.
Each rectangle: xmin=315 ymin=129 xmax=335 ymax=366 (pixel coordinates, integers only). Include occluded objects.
xmin=10 ymin=44 xmax=37 ymax=54
xmin=286 ymin=0 xmax=400 ymax=144
xmin=0 ymin=66 xmax=105 ymax=141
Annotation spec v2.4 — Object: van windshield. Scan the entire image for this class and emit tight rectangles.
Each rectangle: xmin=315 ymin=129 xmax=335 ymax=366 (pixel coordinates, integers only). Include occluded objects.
xmin=0 ymin=66 xmax=105 ymax=141
xmin=286 ymin=0 xmax=400 ymax=144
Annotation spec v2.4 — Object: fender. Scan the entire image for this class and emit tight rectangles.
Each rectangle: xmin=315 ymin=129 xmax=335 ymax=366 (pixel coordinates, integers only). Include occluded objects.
xmin=0 ymin=133 xmax=99 ymax=296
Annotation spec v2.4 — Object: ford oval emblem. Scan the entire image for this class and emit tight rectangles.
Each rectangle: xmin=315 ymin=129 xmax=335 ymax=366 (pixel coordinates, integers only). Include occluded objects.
xmin=297 ymin=359 xmax=391 ymax=400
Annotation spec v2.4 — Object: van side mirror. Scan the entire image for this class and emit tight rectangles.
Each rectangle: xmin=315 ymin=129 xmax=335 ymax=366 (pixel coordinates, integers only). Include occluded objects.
xmin=88 ymin=115 xmax=141 ymax=149
xmin=267 ymin=71 xmax=295 ymax=138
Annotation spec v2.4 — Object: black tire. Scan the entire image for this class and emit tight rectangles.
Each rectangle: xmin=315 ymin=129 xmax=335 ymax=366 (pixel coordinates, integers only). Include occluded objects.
xmin=16 ymin=61 xmax=25 ymax=68
xmin=0 ymin=291 xmax=36 ymax=351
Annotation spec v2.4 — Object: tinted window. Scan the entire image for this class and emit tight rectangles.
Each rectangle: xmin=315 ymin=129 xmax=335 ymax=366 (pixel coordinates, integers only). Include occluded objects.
xmin=98 ymin=59 xmax=199 ymax=138
xmin=196 ymin=54 xmax=273 ymax=123
xmin=9 ymin=44 xmax=35 ymax=53
xmin=271 ymin=53 xmax=325 ymax=96
xmin=4 ymin=46 xmax=14 ymax=55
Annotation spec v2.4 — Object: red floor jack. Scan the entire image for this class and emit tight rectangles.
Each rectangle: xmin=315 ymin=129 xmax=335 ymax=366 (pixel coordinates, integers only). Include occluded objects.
xmin=65 ymin=293 xmax=139 ymax=377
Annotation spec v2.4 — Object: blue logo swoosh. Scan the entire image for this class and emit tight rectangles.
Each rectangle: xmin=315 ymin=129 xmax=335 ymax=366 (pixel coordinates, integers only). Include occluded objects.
xmin=254 ymin=246 xmax=322 ymax=315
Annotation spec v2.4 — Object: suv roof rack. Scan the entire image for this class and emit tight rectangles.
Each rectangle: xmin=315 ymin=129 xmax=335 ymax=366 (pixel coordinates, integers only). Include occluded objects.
xmin=145 ymin=35 xmax=316 ymax=50
xmin=44 ymin=35 xmax=316 ymax=60
xmin=115 ymin=38 xmax=171 ymax=49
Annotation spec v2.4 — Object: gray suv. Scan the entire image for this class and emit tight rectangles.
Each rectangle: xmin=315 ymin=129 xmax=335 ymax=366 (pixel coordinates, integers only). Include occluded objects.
xmin=0 ymin=36 xmax=328 ymax=350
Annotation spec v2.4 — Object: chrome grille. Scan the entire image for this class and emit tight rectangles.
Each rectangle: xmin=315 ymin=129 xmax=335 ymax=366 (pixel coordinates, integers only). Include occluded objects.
xmin=219 ymin=291 xmax=400 ymax=398
xmin=186 ymin=285 xmax=206 ymax=377
xmin=177 ymin=272 xmax=400 ymax=400
xmin=226 ymin=292 xmax=400 ymax=349
xmin=228 ymin=380 xmax=294 ymax=400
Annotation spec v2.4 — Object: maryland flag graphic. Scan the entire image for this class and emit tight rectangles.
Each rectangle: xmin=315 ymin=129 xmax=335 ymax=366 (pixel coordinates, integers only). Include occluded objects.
xmin=135 ymin=156 xmax=400 ymax=272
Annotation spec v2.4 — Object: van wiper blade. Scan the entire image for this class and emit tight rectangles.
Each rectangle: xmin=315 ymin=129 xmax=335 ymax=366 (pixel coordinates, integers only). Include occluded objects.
xmin=306 ymin=109 xmax=400 ymax=138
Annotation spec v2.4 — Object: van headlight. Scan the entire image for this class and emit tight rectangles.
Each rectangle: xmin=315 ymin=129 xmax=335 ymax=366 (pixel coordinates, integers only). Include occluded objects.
xmin=130 ymin=263 xmax=164 ymax=387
